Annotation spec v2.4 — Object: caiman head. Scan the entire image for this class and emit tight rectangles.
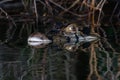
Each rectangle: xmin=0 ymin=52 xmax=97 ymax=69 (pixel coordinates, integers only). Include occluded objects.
xmin=27 ymin=23 xmax=99 ymax=50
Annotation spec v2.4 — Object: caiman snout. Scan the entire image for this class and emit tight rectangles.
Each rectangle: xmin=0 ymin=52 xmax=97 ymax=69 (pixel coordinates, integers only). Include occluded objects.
xmin=27 ymin=23 xmax=99 ymax=48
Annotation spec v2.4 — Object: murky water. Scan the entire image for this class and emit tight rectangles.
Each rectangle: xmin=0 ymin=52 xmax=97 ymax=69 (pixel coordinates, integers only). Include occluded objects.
xmin=0 ymin=0 xmax=120 ymax=80
xmin=0 ymin=21 xmax=120 ymax=80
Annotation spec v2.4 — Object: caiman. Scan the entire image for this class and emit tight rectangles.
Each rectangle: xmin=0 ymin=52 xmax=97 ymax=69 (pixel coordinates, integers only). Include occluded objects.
xmin=28 ymin=23 xmax=99 ymax=50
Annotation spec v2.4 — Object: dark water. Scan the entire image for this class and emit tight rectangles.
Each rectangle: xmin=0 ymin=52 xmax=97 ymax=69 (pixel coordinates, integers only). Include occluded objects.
xmin=0 ymin=0 xmax=120 ymax=79
xmin=0 ymin=22 xmax=120 ymax=80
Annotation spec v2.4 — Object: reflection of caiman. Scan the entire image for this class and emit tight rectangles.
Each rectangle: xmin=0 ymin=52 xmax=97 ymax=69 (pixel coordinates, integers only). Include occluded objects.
xmin=28 ymin=24 xmax=99 ymax=50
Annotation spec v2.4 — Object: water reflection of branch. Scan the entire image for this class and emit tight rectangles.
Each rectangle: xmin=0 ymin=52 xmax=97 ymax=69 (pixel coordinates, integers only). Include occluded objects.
xmin=20 ymin=47 xmax=48 ymax=80
xmin=104 ymin=57 xmax=114 ymax=80
xmin=41 ymin=48 xmax=47 ymax=80
xmin=64 ymin=52 xmax=71 ymax=80
xmin=115 ymin=55 xmax=120 ymax=79
xmin=81 ymin=0 xmax=106 ymax=27
xmin=21 ymin=0 xmax=38 ymax=31
xmin=19 ymin=23 xmax=33 ymax=39
xmin=27 ymin=48 xmax=35 ymax=65
xmin=99 ymin=38 xmax=115 ymax=52
xmin=20 ymin=64 xmax=44 ymax=80
xmin=98 ymin=39 xmax=117 ymax=79
xmin=59 ymin=0 xmax=80 ymax=16
xmin=87 ymin=42 xmax=102 ymax=80
xmin=100 ymin=45 xmax=114 ymax=79
xmin=0 ymin=8 xmax=17 ymax=43
xmin=49 ymin=0 xmax=88 ymax=17
xmin=110 ymin=18 xmax=119 ymax=45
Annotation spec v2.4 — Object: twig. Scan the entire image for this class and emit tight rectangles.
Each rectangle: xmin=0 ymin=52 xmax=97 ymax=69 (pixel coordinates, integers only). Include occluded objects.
xmin=45 ymin=0 xmax=53 ymax=15
xmin=0 ymin=8 xmax=17 ymax=43
xmin=110 ymin=2 xmax=119 ymax=21
xmin=34 ymin=0 xmax=39 ymax=31
xmin=59 ymin=0 xmax=80 ymax=15
xmin=0 ymin=0 xmax=13 ymax=4
xmin=49 ymin=0 xmax=88 ymax=17
xmin=87 ymin=43 xmax=102 ymax=80
xmin=96 ymin=0 xmax=106 ymax=25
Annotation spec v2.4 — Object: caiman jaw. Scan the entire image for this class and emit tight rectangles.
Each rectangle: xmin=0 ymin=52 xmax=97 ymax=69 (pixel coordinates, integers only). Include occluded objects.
xmin=83 ymin=36 xmax=98 ymax=42
xmin=68 ymin=35 xmax=99 ymax=43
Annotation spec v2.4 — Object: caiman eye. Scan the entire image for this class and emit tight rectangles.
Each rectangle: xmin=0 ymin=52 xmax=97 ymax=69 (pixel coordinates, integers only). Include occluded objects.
xmin=68 ymin=26 xmax=73 ymax=31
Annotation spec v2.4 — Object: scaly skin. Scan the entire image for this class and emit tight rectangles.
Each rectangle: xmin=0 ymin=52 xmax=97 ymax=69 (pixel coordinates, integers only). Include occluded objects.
xmin=28 ymin=23 xmax=99 ymax=49
xmin=53 ymin=23 xmax=99 ymax=44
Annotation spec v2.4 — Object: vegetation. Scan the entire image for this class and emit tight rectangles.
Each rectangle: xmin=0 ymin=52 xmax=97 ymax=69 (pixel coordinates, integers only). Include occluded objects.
xmin=0 ymin=0 xmax=120 ymax=80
